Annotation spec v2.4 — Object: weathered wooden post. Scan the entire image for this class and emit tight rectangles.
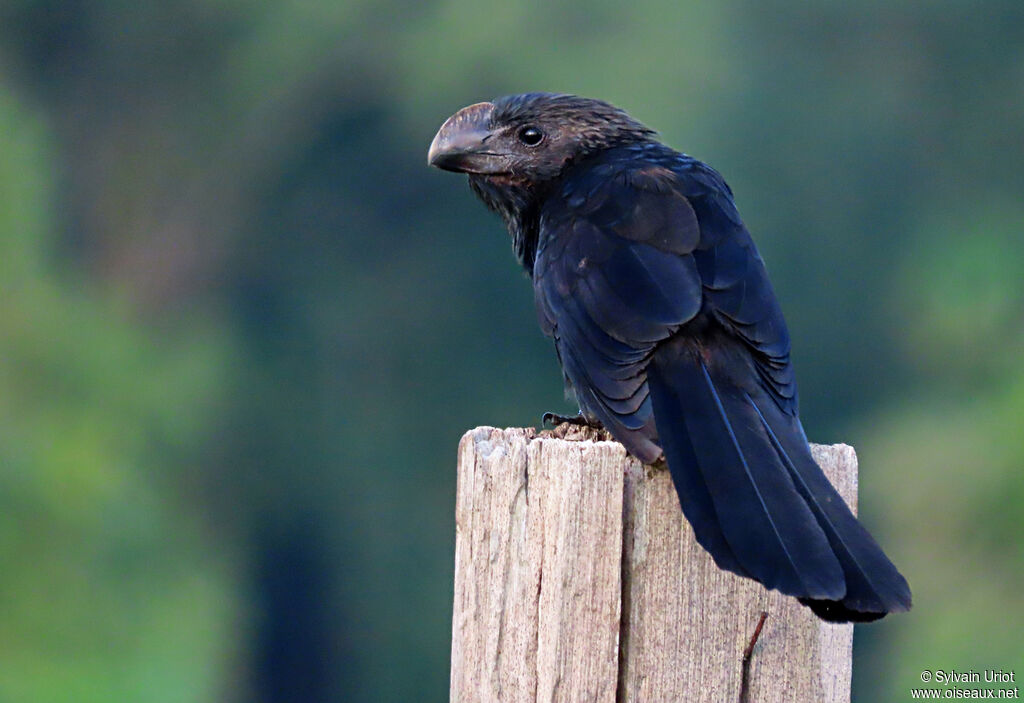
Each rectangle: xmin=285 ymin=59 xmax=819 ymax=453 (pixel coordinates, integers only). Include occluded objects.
xmin=450 ymin=425 xmax=856 ymax=703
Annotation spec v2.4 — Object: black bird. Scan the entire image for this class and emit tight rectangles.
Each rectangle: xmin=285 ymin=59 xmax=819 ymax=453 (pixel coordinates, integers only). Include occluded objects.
xmin=428 ymin=93 xmax=911 ymax=622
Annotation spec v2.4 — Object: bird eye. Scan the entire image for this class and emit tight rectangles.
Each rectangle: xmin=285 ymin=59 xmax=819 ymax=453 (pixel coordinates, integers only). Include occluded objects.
xmin=517 ymin=126 xmax=544 ymax=147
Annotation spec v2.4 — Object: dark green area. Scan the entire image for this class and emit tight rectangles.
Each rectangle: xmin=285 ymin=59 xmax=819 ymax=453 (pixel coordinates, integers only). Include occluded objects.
xmin=0 ymin=1 xmax=1021 ymax=700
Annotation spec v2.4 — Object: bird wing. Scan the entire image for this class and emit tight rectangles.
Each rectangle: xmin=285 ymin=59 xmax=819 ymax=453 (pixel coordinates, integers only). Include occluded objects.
xmin=535 ymin=159 xmax=798 ymax=430
xmin=533 ymin=164 xmax=704 ymax=461
xmin=684 ymin=167 xmax=798 ymax=414
xmin=534 ymin=157 xmax=909 ymax=618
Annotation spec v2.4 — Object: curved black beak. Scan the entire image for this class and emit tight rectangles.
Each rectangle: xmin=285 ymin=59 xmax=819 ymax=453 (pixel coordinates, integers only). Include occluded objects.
xmin=428 ymin=102 xmax=510 ymax=175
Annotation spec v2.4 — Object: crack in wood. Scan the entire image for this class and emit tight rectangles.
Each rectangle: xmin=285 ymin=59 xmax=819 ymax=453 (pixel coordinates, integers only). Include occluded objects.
xmin=451 ymin=428 xmax=854 ymax=702
xmin=738 ymin=611 xmax=769 ymax=703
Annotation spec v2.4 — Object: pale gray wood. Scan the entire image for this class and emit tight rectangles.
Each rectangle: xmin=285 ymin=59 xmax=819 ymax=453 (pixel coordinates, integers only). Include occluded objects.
xmin=451 ymin=426 xmax=856 ymax=703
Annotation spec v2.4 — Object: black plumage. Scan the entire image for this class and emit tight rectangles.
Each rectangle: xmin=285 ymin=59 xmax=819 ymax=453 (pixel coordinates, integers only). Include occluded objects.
xmin=428 ymin=93 xmax=911 ymax=622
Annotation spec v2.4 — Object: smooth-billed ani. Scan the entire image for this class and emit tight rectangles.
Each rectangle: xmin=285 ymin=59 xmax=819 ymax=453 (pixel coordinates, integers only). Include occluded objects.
xmin=428 ymin=93 xmax=911 ymax=622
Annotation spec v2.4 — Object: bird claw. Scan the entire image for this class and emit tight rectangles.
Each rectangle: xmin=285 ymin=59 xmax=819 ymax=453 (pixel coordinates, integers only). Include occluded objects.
xmin=541 ymin=412 xmax=600 ymax=429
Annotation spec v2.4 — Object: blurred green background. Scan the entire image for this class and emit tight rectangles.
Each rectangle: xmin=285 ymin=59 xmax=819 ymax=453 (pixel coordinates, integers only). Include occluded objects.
xmin=0 ymin=1 xmax=1021 ymax=701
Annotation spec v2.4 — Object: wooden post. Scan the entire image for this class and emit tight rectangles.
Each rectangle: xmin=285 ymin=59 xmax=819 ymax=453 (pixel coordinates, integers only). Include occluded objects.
xmin=451 ymin=426 xmax=856 ymax=703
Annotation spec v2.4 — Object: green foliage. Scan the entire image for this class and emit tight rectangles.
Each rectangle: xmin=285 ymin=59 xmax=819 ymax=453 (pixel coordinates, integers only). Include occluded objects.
xmin=0 ymin=1 xmax=1021 ymax=700
xmin=0 ymin=86 xmax=236 ymax=703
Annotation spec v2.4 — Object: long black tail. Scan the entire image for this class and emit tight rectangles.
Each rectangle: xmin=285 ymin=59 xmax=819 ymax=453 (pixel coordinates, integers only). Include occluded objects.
xmin=646 ymin=349 xmax=911 ymax=622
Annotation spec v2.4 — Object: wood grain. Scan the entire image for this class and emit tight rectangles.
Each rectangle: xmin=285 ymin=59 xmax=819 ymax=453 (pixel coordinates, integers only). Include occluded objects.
xmin=451 ymin=427 xmax=855 ymax=703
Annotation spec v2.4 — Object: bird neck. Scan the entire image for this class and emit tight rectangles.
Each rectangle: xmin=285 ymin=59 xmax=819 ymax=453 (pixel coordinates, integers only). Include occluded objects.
xmin=468 ymin=174 xmax=544 ymax=276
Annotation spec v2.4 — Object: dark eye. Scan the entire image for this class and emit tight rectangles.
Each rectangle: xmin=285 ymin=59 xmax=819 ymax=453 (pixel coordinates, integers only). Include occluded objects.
xmin=517 ymin=126 xmax=544 ymax=147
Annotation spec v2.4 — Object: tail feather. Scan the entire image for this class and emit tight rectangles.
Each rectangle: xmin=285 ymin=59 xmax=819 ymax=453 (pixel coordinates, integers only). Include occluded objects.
xmin=747 ymin=394 xmax=912 ymax=618
xmin=647 ymin=348 xmax=911 ymax=622
xmin=647 ymin=397 xmax=748 ymax=577
xmin=648 ymin=355 xmax=844 ymax=600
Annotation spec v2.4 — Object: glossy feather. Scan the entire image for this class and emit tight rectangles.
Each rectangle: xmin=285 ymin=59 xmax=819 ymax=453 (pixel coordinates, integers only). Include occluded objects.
xmin=436 ymin=93 xmax=911 ymax=622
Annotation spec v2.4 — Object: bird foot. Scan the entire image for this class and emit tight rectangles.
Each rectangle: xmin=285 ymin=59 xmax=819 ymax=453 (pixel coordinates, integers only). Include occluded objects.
xmin=541 ymin=412 xmax=602 ymax=429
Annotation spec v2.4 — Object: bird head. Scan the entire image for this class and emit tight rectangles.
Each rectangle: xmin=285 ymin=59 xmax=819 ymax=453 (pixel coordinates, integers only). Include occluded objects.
xmin=428 ymin=93 xmax=655 ymax=184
